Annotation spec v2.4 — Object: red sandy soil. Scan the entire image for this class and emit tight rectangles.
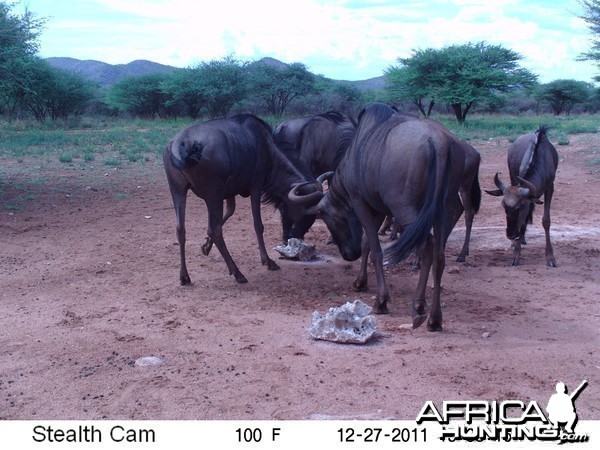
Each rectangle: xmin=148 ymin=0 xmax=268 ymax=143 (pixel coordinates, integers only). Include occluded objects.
xmin=1 ymin=132 xmax=599 ymax=420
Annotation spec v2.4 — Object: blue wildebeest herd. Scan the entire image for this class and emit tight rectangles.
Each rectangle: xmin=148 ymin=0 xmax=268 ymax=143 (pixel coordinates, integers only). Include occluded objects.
xmin=163 ymin=103 xmax=559 ymax=332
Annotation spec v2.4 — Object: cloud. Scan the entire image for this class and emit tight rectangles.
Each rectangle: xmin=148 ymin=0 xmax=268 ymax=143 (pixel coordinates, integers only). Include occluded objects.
xmin=34 ymin=0 xmax=598 ymax=82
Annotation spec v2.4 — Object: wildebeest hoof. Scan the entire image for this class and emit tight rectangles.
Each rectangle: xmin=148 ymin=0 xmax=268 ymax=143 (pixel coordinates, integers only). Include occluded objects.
xmin=266 ymin=260 xmax=280 ymax=271
xmin=509 ymin=258 xmax=519 ymax=266
xmin=352 ymin=279 xmax=367 ymax=292
xmin=201 ymin=237 xmax=213 ymax=256
xmin=180 ymin=275 xmax=191 ymax=285
xmin=234 ymin=273 xmax=248 ymax=283
xmin=373 ymin=304 xmax=389 ymax=314
xmin=427 ymin=320 xmax=443 ymax=332
xmin=456 ymin=255 xmax=466 ymax=263
xmin=547 ymin=259 xmax=557 ymax=268
xmin=412 ymin=314 xmax=427 ymax=329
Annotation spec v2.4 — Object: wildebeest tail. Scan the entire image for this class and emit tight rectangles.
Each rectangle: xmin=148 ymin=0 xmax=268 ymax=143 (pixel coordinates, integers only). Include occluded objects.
xmin=384 ymin=140 xmax=450 ymax=265
xmin=170 ymin=140 xmax=204 ymax=170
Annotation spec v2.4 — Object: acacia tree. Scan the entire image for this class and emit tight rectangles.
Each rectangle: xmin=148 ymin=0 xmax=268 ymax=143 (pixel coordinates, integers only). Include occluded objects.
xmin=162 ymin=56 xmax=247 ymax=119
xmin=108 ymin=73 xmax=172 ymax=118
xmin=579 ymin=0 xmax=600 ymax=80
xmin=44 ymin=68 xmax=97 ymax=120
xmin=534 ymin=79 xmax=592 ymax=115
xmin=247 ymin=61 xmax=316 ymax=115
xmin=385 ymin=48 xmax=442 ymax=117
xmin=386 ymin=42 xmax=538 ymax=122
xmin=0 ymin=2 xmax=45 ymax=120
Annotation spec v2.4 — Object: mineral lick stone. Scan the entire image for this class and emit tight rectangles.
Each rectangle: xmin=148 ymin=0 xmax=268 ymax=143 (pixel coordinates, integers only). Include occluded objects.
xmin=134 ymin=356 xmax=165 ymax=367
xmin=274 ymin=238 xmax=317 ymax=261
xmin=309 ymin=299 xmax=378 ymax=344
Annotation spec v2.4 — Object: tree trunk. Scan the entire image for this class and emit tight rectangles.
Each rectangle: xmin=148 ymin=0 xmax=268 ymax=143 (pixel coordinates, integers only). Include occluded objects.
xmin=415 ymin=99 xmax=426 ymax=117
xmin=426 ymin=100 xmax=435 ymax=117
xmin=451 ymin=104 xmax=464 ymax=123
xmin=451 ymin=102 xmax=474 ymax=122
xmin=463 ymin=102 xmax=473 ymax=121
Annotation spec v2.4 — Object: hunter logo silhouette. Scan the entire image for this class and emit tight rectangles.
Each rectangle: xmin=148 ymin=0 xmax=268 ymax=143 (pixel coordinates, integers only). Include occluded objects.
xmin=546 ymin=380 xmax=588 ymax=434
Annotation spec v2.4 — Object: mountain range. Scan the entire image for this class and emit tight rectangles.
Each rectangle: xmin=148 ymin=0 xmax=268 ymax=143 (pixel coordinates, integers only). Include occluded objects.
xmin=44 ymin=57 xmax=177 ymax=87
xmin=44 ymin=56 xmax=386 ymax=91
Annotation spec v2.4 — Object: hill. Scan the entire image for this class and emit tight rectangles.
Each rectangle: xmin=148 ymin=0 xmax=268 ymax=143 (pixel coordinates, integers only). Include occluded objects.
xmin=337 ymin=76 xmax=387 ymax=92
xmin=44 ymin=56 xmax=387 ymax=91
xmin=45 ymin=57 xmax=178 ymax=87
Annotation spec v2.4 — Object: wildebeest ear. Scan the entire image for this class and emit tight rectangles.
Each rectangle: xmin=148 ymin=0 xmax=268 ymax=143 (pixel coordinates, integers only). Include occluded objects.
xmin=357 ymin=107 xmax=367 ymax=123
xmin=316 ymin=171 xmax=334 ymax=186
xmin=517 ymin=176 xmax=538 ymax=198
xmin=485 ymin=188 xmax=503 ymax=197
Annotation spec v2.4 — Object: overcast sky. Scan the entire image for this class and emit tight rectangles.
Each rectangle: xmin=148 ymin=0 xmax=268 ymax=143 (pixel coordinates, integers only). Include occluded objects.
xmin=24 ymin=0 xmax=599 ymax=83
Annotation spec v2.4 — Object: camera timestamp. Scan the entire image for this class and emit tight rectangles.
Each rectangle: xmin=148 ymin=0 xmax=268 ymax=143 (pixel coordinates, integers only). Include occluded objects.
xmin=338 ymin=426 xmax=426 ymax=444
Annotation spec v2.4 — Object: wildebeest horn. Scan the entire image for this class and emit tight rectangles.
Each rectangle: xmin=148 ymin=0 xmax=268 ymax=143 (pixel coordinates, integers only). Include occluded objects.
xmin=494 ymin=172 xmax=508 ymax=191
xmin=485 ymin=172 xmax=507 ymax=196
xmin=288 ymin=182 xmax=324 ymax=205
xmin=517 ymin=176 xmax=538 ymax=198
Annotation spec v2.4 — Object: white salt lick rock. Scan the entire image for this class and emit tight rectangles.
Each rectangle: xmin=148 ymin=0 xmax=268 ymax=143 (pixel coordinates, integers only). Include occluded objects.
xmin=309 ymin=299 xmax=378 ymax=344
xmin=274 ymin=238 xmax=317 ymax=261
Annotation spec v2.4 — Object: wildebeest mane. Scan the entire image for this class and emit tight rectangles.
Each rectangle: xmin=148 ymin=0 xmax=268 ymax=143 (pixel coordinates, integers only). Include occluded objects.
xmin=295 ymin=111 xmax=356 ymax=170
xmin=317 ymin=111 xmax=347 ymax=126
xmin=261 ymin=131 xmax=316 ymax=211
xmin=519 ymin=125 xmax=550 ymax=183
xmin=353 ymin=103 xmax=398 ymax=161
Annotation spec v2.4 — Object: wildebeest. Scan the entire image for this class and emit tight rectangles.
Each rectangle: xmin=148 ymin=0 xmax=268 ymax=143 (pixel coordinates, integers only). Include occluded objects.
xmin=432 ymin=125 xmax=481 ymax=263
xmin=274 ymin=111 xmax=356 ymax=241
xmin=485 ymin=126 xmax=558 ymax=267
xmin=290 ymin=103 xmax=466 ymax=331
xmin=378 ymin=126 xmax=482 ymax=264
xmin=272 ymin=116 xmax=311 ymax=153
xmin=163 ymin=113 xmax=323 ymax=284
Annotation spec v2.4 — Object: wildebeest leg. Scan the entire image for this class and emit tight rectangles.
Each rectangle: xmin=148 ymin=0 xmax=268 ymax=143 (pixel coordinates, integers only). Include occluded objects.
xmin=389 ymin=219 xmax=400 ymax=241
xmin=164 ymin=168 xmax=192 ymax=285
xmin=250 ymin=190 xmax=280 ymax=271
xmin=202 ymin=197 xmax=236 ymax=256
xmin=172 ymin=190 xmax=191 ymax=285
xmin=353 ymin=237 xmax=370 ymax=292
xmin=378 ymin=216 xmax=393 ymax=236
xmin=356 ymin=208 xmax=388 ymax=314
xmin=427 ymin=231 xmax=446 ymax=332
xmin=205 ymin=197 xmax=248 ymax=283
xmin=456 ymin=188 xmax=471 ymax=262
xmin=411 ymin=236 xmax=432 ymax=329
xmin=279 ymin=204 xmax=294 ymax=243
xmin=510 ymin=239 xmax=522 ymax=266
xmin=543 ymin=186 xmax=556 ymax=267
xmin=222 ymin=196 xmax=236 ymax=223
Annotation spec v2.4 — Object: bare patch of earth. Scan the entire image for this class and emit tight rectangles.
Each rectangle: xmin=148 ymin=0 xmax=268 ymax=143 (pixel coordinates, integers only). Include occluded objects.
xmin=1 ymin=133 xmax=599 ymax=420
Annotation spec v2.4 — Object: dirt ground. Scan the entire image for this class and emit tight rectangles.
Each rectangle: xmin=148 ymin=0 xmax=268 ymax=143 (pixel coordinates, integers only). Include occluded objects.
xmin=1 ymin=131 xmax=599 ymax=421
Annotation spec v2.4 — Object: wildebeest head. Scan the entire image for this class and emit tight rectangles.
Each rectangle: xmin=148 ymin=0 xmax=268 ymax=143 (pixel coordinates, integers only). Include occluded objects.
xmin=485 ymin=173 xmax=542 ymax=241
xmin=317 ymin=192 xmax=363 ymax=261
xmin=289 ymin=173 xmax=363 ymax=261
